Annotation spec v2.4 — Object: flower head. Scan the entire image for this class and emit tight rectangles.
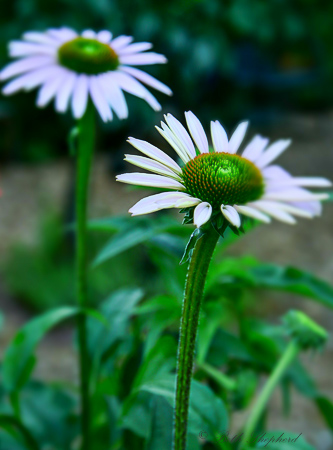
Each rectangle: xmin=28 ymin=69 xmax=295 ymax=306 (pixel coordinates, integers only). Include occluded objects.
xmin=283 ymin=310 xmax=328 ymax=350
xmin=117 ymin=112 xmax=331 ymax=230
xmin=0 ymin=28 xmax=172 ymax=122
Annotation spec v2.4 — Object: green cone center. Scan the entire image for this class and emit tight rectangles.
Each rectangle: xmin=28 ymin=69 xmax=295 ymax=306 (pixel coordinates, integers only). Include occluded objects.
xmin=58 ymin=37 xmax=119 ymax=75
xmin=182 ymin=152 xmax=264 ymax=208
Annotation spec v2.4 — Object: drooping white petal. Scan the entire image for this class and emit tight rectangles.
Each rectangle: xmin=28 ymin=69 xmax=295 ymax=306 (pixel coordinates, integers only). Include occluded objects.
xmin=118 ymin=42 xmax=153 ymax=55
xmin=121 ymin=66 xmax=172 ymax=96
xmin=129 ymin=192 xmax=191 ymax=215
xmin=0 ymin=56 xmax=53 ymax=81
xmin=55 ymin=71 xmax=77 ymax=112
xmin=221 ymin=205 xmax=241 ymax=227
xmin=210 ymin=120 xmax=228 ymax=153
xmin=262 ymin=165 xmax=292 ymax=180
xmin=234 ymin=205 xmax=271 ymax=223
xmin=156 ymin=124 xmax=190 ymax=163
xmin=266 ymin=177 xmax=332 ymax=188
xmin=96 ymin=30 xmax=112 ymax=43
xmin=9 ymin=41 xmax=57 ymax=57
xmin=111 ymin=71 xmax=161 ymax=110
xmin=2 ymin=65 xmax=59 ymax=95
xmin=175 ymin=197 xmax=201 ymax=208
xmin=47 ymin=28 xmax=78 ymax=43
xmin=242 ymin=135 xmax=269 ymax=162
xmin=164 ymin=114 xmax=196 ymax=159
xmin=110 ymin=35 xmax=133 ymax=51
xmin=194 ymin=202 xmax=212 ymax=228
xmin=89 ymin=76 xmax=112 ymax=122
xmin=71 ymin=74 xmax=89 ymax=119
xmin=124 ymin=154 xmax=181 ymax=179
xmin=269 ymin=202 xmax=313 ymax=218
xmin=290 ymin=201 xmax=322 ymax=217
xmin=36 ymin=68 xmax=67 ymax=107
xmin=250 ymin=200 xmax=296 ymax=224
xmin=127 ymin=137 xmax=182 ymax=173
xmin=98 ymin=73 xmax=128 ymax=119
xmin=256 ymin=139 xmax=291 ymax=169
xmin=119 ymin=52 xmax=167 ymax=65
xmin=156 ymin=192 xmax=195 ymax=207
xmin=264 ymin=188 xmax=329 ymax=202
xmin=116 ymin=173 xmax=185 ymax=190
xmin=185 ymin=111 xmax=209 ymax=154
xmin=228 ymin=121 xmax=248 ymax=154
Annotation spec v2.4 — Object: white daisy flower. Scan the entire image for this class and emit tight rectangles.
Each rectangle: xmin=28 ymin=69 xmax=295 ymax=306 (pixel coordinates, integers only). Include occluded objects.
xmin=117 ymin=112 xmax=331 ymax=229
xmin=0 ymin=27 xmax=172 ymax=122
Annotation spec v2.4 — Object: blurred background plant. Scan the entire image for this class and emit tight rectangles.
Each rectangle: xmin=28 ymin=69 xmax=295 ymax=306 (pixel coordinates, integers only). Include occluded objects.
xmin=0 ymin=0 xmax=333 ymax=449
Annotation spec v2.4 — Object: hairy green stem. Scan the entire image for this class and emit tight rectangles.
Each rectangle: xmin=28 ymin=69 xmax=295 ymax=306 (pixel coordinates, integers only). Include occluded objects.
xmin=240 ymin=340 xmax=299 ymax=448
xmin=76 ymin=102 xmax=95 ymax=450
xmin=173 ymin=224 xmax=219 ymax=450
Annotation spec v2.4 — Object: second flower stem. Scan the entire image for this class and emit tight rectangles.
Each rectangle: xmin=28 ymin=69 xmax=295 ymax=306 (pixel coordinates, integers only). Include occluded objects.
xmin=173 ymin=224 xmax=219 ymax=450
xmin=76 ymin=102 xmax=95 ymax=450
xmin=240 ymin=340 xmax=299 ymax=448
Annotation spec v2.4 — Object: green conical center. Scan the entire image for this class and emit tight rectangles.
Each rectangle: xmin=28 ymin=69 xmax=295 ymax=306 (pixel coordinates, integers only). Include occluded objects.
xmin=58 ymin=37 xmax=119 ymax=75
xmin=182 ymin=152 xmax=264 ymax=208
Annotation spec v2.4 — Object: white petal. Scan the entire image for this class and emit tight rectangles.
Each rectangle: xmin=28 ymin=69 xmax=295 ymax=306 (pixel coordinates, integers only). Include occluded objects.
xmin=9 ymin=41 xmax=56 ymax=57
xmin=110 ymin=35 xmax=133 ymax=51
xmin=228 ymin=121 xmax=248 ymax=154
xmin=72 ymin=74 xmax=89 ymax=119
xmin=112 ymin=71 xmax=161 ymax=110
xmin=23 ymin=31 xmax=59 ymax=46
xmin=121 ymin=66 xmax=172 ymax=96
xmin=47 ymin=28 xmax=77 ymax=43
xmin=124 ymin=154 xmax=181 ymax=179
xmin=256 ymin=139 xmax=291 ymax=169
xmin=118 ymin=42 xmax=153 ymax=55
xmin=194 ymin=202 xmax=212 ymax=228
xmin=185 ymin=111 xmax=209 ymax=154
xmin=156 ymin=192 xmax=194 ymax=207
xmin=270 ymin=203 xmax=313 ymax=219
xmin=290 ymin=201 xmax=322 ymax=216
xmin=242 ymin=135 xmax=269 ymax=162
xmin=250 ymin=201 xmax=296 ymax=224
xmin=234 ymin=205 xmax=271 ymax=223
xmin=55 ymin=72 xmax=77 ymax=112
xmin=267 ymin=177 xmax=332 ymax=188
xmin=119 ymin=53 xmax=167 ymax=65
xmin=89 ymin=76 xmax=112 ymax=122
xmin=2 ymin=66 xmax=58 ymax=95
xmin=164 ymin=114 xmax=196 ymax=159
xmin=127 ymin=137 xmax=182 ymax=172
xmin=97 ymin=30 xmax=112 ymax=43
xmin=262 ymin=165 xmax=292 ymax=180
xmin=81 ymin=29 xmax=96 ymax=39
xmin=116 ymin=173 xmax=185 ymax=190
xmin=129 ymin=192 xmax=189 ymax=215
xmin=156 ymin=124 xmax=190 ymax=163
xmin=175 ymin=197 xmax=201 ymax=207
xmin=98 ymin=73 xmax=128 ymax=119
xmin=0 ymin=56 xmax=53 ymax=81
xmin=210 ymin=120 xmax=228 ymax=153
xmin=264 ymin=188 xmax=328 ymax=202
xmin=221 ymin=205 xmax=241 ymax=227
xmin=36 ymin=68 xmax=67 ymax=107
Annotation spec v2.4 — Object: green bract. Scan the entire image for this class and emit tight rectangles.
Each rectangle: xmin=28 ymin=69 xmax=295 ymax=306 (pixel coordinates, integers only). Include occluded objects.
xmin=283 ymin=309 xmax=328 ymax=350
xmin=182 ymin=152 xmax=264 ymax=208
xmin=58 ymin=37 xmax=119 ymax=74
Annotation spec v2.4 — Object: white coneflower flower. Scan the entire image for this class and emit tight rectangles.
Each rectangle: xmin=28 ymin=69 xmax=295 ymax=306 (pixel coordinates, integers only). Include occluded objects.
xmin=117 ymin=112 xmax=331 ymax=229
xmin=0 ymin=27 xmax=172 ymax=122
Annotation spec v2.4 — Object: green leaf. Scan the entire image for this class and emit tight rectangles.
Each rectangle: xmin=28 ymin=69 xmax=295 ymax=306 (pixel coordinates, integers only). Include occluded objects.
xmin=254 ymin=430 xmax=315 ymax=449
xmin=315 ymin=396 xmax=333 ymax=430
xmin=139 ymin=375 xmax=228 ymax=444
xmin=0 ymin=415 xmax=39 ymax=450
xmin=145 ymin=396 xmax=173 ymax=450
xmin=250 ymin=263 xmax=333 ymax=309
xmin=2 ymin=306 xmax=80 ymax=392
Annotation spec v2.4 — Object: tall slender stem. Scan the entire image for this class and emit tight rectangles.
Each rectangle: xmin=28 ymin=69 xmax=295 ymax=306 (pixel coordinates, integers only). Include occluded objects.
xmin=240 ymin=340 xmax=299 ymax=448
xmin=173 ymin=224 xmax=219 ymax=450
xmin=76 ymin=102 xmax=95 ymax=450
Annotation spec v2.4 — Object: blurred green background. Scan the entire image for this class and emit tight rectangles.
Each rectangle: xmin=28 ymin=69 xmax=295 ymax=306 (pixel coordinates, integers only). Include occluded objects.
xmin=1 ymin=0 xmax=333 ymax=162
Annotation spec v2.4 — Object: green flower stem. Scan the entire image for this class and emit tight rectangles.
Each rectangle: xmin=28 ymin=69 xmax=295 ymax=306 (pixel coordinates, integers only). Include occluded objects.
xmin=76 ymin=102 xmax=95 ymax=450
xmin=173 ymin=224 xmax=219 ymax=450
xmin=240 ymin=340 xmax=300 ymax=448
